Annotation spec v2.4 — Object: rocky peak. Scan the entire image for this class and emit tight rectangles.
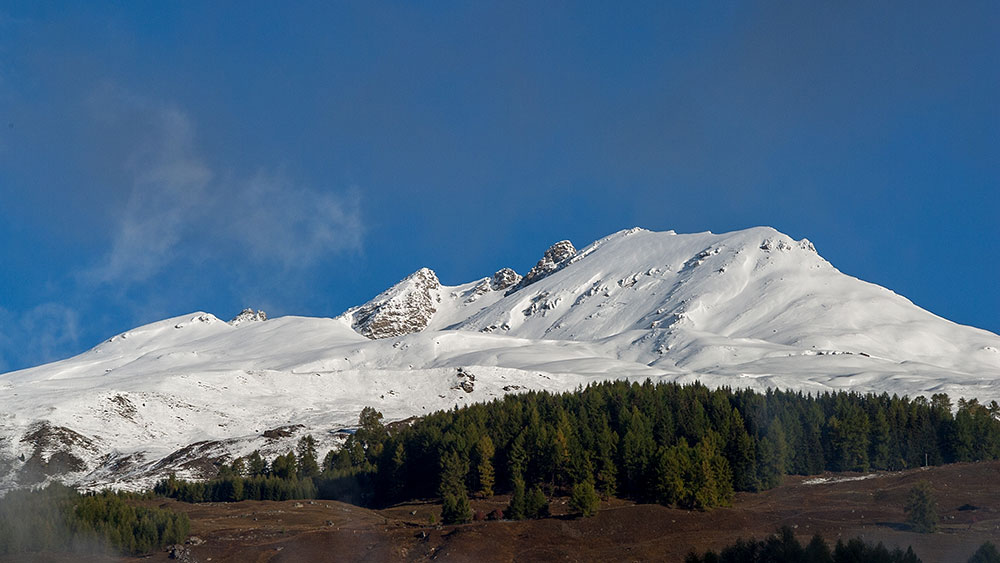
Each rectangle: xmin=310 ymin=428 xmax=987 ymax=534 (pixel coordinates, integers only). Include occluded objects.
xmin=349 ymin=268 xmax=441 ymax=339
xmin=490 ymin=268 xmax=522 ymax=291
xmin=507 ymin=240 xmax=576 ymax=294
xmin=760 ymin=236 xmax=817 ymax=253
xmin=229 ymin=308 xmax=267 ymax=326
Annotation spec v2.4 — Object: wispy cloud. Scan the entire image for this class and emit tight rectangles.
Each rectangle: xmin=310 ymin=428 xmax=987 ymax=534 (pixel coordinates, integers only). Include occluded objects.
xmin=223 ymin=173 xmax=363 ymax=268
xmin=82 ymin=87 xmax=364 ymax=286
xmin=0 ymin=303 xmax=80 ymax=372
xmin=84 ymin=98 xmax=212 ymax=284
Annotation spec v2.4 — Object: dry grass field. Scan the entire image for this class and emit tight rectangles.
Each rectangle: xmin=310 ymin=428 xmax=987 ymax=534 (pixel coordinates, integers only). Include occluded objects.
xmin=6 ymin=461 xmax=998 ymax=563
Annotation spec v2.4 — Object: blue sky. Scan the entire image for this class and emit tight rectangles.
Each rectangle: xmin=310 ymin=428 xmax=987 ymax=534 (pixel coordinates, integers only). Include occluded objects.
xmin=1 ymin=2 xmax=997 ymax=373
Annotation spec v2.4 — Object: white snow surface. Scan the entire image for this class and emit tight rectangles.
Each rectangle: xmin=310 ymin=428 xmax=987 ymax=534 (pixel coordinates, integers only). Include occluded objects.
xmin=2 ymin=226 xmax=999 ymax=492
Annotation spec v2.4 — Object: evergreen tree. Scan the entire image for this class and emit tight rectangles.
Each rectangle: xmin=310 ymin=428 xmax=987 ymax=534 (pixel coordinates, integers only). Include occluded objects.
xmin=508 ymin=431 xmax=528 ymax=485
xmin=552 ymin=409 xmax=574 ymax=487
xmin=385 ymin=441 xmax=407 ymax=502
xmin=756 ymin=420 xmax=788 ymax=489
xmin=474 ymin=435 xmax=496 ymax=498
xmin=829 ymin=401 xmax=870 ymax=471
xmin=653 ymin=444 xmax=684 ymax=506
xmin=322 ymin=449 xmax=337 ymax=472
xmin=804 ymin=533 xmax=833 ymax=563
xmin=230 ymin=457 xmax=247 ymax=477
xmin=296 ymin=435 xmax=320 ymax=478
xmin=594 ymin=418 xmax=618 ymax=498
xmin=725 ymin=408 xmax=759 ymax=491
xmin=438 ymin=449 xmax=471 ymax=524
xmin=620 ymin=407 xmax=655 ymax=497
xmin=968 ymin=542 xmax=1000 ymax=563
xmin=954 ymin=406 xmax=977 ymax=461
xmin=507 ymin=475 xmax=527 ymax=520
xmin=690 ymin=439 xmax=721 ymax=510
xmin=440 ymin=493 xmax=471 ymax=525
xmin=870 ymin=408 xmax=892 ymax=469
xmin=802 ymin=403 xmax=827 ymax=474
xmin=524 ymin=485 xmax=550 ymax=519
xmin=270 ymin=451 xmax=297 ymax=480
xmin=247 ymin=450 xmax=267 ymax=477
xmin=905 ymin=481 xmax=938 ymax=533
xmin=356 ymin=406 xmax=387 ymax=465
xmin=569 ymin=480 xmax=600 ymax=517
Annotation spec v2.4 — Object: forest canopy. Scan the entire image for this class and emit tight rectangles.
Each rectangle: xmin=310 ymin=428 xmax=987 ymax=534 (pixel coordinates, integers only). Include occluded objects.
xmin=159 ymin=380 xmax=1000 ymax=523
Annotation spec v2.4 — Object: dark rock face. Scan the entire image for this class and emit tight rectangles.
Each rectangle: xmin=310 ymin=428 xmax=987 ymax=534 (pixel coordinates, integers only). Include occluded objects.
xmin=13 ymin=423 xmax=95 ymax=486
xmin=507 ymin=240 xmax=577 ymax=294
xmin=351 ymin=268 xmax=441 ymax=339
xmin=229 ymin=308 xmax=267 ymax=326
xmin=490 ymin=268 xmax=522 ymax=291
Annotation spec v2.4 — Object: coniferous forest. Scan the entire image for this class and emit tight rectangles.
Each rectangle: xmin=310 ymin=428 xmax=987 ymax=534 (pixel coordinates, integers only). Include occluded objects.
xmin=0 ymin=483 xmax=189 ymax=556
xmin=7 ymin=380 xmax=1000 ymax=557
xmin=684 ymin=527 xmax=1000 ymax=563
xmin=157 ymin=380 xmax=1000 ymax=523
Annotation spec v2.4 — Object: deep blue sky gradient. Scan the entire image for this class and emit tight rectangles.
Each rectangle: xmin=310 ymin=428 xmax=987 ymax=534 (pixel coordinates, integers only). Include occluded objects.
xmin=1 ymin=2 xmax=997 ymax=372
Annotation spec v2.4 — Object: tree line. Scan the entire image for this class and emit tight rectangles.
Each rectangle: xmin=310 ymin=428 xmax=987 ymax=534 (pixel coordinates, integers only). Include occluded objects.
xmin=156 ymin=380 xmax=1000 ymax=526
xmin=0 ymin=483 xmax=190 ymax=556
xmin=360 ymin=381 xmax=1000 ymax=521
xmin=684 ymin=527 xmax=1000 ymax=563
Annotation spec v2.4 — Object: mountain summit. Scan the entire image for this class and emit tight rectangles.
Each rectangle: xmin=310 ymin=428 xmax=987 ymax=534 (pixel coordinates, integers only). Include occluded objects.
xmin=2 ymin=227 xmax=999 ymax=492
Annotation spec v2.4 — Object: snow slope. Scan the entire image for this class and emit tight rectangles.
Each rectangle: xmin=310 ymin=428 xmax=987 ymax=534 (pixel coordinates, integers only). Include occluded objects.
xmin=2 ymin=227 xmax=999 ymax=492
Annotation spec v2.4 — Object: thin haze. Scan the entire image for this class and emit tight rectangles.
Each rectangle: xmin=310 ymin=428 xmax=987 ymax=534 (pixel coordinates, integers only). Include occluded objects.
xmin=0 ymin=2 xmax=997 ymax=372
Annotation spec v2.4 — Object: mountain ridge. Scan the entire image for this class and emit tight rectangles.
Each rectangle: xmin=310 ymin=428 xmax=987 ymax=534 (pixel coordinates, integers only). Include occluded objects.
xmin=2 ymin=226 xmax=998 ymax=493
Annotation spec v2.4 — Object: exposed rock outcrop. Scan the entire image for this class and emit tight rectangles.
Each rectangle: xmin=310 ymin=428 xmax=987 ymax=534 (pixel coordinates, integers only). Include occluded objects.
xmin=349 ymin=268 xmax=441 ymax=339
xmin=12 ymin=423 xmax=95 ymax=487
xmin=490 ymin=268 xmax=521 ymax=291
xmin=229 ymin=308 xmax=267 ymax=326
xmin=507 ymin=240 xmax=576 ymax=294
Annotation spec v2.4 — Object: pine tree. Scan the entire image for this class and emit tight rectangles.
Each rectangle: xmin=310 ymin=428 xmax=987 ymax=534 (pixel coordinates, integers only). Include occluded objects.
xmin=438 ymin=449 xmax=470 ymax=524
xmin=507 ymin=475 xmax=527 ymax=520
xmin=905 ymin=480 xmax=938 ymax=533
xmin=829 ymin=401 xmax=870 ymax=471
xmin=804 ymin=534 xmax=833 ymax=563
xmin=385 ymin=441 xmax=407 ymax=502
xmin=247 ymin=450 xmax=267 ymax=477
xmin=356 ymin=406 xmax=387 ymax=465
xmin=508 ymin=432 xmax=528 ymax=483
xmin=230 ymin=457 xmax=247 ymax=477
xmin=474 ymin=435 xmax=495 ymax=498
xmin=654 ymin=445 xmax=685 ymax=506
xmin=270 ymin=451 xmax=297 ymax=480
xmin=967 ymin=542 xmax=1000 ymax=563
xmin=552 ymin=409 xmax=574 ymax=487
xmin=690 ymin=438 xmax=722 ymax=510
xmin=621 ymin=407 xmax=655 ymax=497
xmin=525 ymin=485 xmax=550 ymax=519
xmin=296 ymin=435 xmax=320 ymax=478
xmin=569 ymin=480 xmax=600 ymax=517
xmin=870 ymin=408 xmax=892 ymax=469
xmin=594 ymin=418 xmax=618 ymax=498
xmin=756 ymin=420 xmax=788 ymax=490
xmin=725 ymin=408 xmax=758 ymax=491
xmin=440 ymin=493 xmax=471 ymax=525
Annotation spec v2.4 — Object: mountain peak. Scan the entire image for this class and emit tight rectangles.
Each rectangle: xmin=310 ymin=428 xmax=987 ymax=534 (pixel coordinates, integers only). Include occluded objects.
xmin=229 ymin=308 xmax=268 ymax=326
xmin=490 ymin=268 xmax=521 ymax=291
xmin=4 ymin=226 xmax=1000 ymax=494
xmin=346 ymin=267 xmax=441 ymax=339
xmin=508 ymin=240 xmax=577 ymax=294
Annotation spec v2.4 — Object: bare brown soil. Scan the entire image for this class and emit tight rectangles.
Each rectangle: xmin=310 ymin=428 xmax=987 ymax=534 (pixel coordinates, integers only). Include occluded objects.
xmin=15 ymin=461 xmax=1000 ymax=563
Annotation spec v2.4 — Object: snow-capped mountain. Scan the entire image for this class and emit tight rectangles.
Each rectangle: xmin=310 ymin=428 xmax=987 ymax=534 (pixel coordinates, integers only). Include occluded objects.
xmin=3 ymin=227 xmax=999 ymax=492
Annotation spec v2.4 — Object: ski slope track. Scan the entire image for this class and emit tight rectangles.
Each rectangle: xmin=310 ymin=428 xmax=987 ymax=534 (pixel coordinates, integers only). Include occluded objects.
xmin=3 ymin=227 xmax=999 ymax=492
